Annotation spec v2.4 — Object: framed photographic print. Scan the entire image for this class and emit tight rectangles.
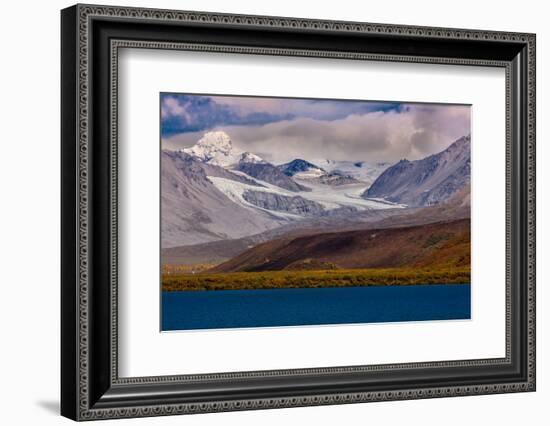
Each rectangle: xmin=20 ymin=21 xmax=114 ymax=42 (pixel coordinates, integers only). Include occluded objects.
xmin=61 ymin=4 xmax=536 ymax=421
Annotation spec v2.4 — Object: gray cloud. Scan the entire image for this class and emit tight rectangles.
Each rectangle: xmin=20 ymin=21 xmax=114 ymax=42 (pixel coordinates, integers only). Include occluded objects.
xmin=162 ymin=104 xmax=470 ymax=165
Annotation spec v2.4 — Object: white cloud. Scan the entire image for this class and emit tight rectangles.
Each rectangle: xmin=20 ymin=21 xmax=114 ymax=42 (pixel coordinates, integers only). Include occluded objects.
xmin=162 ymin=104 xmax=470 ymax=165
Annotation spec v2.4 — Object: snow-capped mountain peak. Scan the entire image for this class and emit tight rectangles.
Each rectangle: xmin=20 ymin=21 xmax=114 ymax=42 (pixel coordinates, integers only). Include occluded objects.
xmin=239 ymin=152 xmax=266 ymax=164
xmin=277 ymin=159 xmax=325 ymax=177
xmin=182 ymin=131 xmax=241 ymax=167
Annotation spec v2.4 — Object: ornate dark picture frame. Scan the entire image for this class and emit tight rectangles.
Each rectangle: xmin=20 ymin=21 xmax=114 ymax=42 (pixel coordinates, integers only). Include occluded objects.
xmin=61 ymin=4 xmax=536 ymax=421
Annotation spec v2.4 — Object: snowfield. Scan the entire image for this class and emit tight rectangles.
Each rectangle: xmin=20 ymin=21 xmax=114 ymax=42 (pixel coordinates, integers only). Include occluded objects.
xmin=207 ymin=173 xmax=404 ymax=217
xmin=309 ymin=159 xmax=391 ymax=186
xmin=292 ymin=168 xmax=326 ymax=179
xmin=207 ymin=176 xmax=304 ymax=219
xmin=294 ymin=179 xmax=406 ymax=210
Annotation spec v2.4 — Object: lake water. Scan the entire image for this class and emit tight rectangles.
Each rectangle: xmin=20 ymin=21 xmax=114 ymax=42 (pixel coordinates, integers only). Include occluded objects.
xmin=161 ymin=284 xmax=471 ymax=331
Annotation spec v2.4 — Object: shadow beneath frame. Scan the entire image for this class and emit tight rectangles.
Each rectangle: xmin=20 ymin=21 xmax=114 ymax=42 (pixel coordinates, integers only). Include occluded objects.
xmin=35 ymin=400 xmax=59 ymax=416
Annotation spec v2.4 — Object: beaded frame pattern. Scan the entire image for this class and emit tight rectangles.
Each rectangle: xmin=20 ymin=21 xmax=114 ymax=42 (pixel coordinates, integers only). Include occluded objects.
xmin=74 ymin=4 xmax=535 ymax=420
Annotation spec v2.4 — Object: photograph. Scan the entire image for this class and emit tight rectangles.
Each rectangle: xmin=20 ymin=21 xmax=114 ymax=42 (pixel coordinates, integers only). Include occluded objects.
xmin=160 ymin=93 xmax=472 ymax=331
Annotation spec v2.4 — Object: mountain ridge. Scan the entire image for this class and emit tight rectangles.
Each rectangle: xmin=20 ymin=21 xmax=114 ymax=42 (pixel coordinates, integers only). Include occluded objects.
xmin=278 ymin=159 xmax=325 ymax=177
xmin=364 ymin=135 xmax=470 ymax=207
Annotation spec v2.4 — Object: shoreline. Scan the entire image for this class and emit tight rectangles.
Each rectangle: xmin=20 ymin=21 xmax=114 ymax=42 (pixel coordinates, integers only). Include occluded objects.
xmin=162 ymin=267 xmax=471 ymax=292
xmin=163 ymin=282 xmax=471 ymax=293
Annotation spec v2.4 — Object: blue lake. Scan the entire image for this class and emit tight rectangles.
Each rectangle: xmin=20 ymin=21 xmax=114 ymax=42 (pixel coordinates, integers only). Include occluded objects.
xmin=161 ymin=284 xmax=471 ymax=331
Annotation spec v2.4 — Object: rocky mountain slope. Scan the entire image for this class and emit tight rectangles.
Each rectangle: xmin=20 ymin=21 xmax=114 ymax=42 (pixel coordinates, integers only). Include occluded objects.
xmin=278 ymin=158 xmax=362 ymax=186
xmin=161 ymin=151 xmax=288 ymax=247
xmin=363 ymin=135 xmax=470 ymax=206
xmin=236 ymin=162 xmax=310 ymax=192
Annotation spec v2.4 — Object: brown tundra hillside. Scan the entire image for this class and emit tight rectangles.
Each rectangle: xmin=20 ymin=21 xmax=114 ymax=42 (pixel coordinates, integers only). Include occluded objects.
xmin=211 ymin=218 xmax=470 ymax=273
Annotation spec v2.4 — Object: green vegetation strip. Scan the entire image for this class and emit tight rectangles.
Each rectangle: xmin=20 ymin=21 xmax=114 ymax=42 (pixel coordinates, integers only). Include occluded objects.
xmin=162 ymin=267 xmax=471 ymax=291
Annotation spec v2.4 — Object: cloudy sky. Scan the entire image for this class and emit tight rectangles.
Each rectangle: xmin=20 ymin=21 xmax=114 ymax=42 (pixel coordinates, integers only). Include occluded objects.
xmin=161 ymin=93 xmax=470 ymax=164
